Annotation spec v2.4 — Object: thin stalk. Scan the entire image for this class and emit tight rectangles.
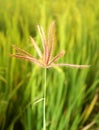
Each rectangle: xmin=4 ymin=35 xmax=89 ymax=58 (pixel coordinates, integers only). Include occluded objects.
xmin=43 ymin=68 xmax=47 ymax=130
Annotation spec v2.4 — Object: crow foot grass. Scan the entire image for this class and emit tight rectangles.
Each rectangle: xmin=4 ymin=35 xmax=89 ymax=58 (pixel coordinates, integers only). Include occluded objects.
xmin=11 ymin=21 xmax=90 ymax=130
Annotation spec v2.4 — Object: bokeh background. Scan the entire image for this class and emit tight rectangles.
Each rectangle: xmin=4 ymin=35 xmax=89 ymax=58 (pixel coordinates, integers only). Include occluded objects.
xmin=0 ymin=0 xmax=99 ymax=130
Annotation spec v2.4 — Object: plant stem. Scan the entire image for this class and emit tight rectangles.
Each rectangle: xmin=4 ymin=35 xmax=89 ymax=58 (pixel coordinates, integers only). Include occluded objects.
xmin=43 ymin=68 xmax=47 ymax=130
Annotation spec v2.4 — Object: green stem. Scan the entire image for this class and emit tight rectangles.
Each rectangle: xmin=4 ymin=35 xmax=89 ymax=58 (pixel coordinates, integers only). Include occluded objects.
xmin=43 ymin=68 xmax=47 ymax=130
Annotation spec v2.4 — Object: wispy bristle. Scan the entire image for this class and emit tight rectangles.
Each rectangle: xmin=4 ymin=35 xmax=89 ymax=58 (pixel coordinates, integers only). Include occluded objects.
xmin=37 ymin=25 xmax=46 ymax=51
xmin=54 ymin=63 xmax=90 ymax=68
xmin=30 ymin=36 xmax=42 ymax=58
xmin=47 ymin=21 xmax=55 ymax=64
xmin=11 ymin=54 xmax=44 ymax=67
xmin=37 ymin=25 xmax=47 ymax=63
xmin=12 ymin=45 xmax=33 ymax=57
xmin=48 ymin=50 xmax=65 ymax=65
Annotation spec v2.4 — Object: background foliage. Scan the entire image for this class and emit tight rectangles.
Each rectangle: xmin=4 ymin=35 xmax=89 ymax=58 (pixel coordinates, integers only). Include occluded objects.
xmin=0 ymin=0 xmax=99 ymax=130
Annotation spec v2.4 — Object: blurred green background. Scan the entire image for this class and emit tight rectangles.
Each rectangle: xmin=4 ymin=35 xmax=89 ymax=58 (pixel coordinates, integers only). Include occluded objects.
xmin=0 ymin=0 xmax=99 ymax=130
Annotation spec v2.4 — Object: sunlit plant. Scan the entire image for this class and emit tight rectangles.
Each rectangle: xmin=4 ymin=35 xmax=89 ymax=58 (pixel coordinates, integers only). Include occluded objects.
xmin=11 ymin=21 xmax=90 ymax=130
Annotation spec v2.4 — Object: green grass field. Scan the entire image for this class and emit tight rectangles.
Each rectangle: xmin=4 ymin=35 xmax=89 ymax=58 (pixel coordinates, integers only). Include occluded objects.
xmin=0 ymin=0 xmax=99 ymax=130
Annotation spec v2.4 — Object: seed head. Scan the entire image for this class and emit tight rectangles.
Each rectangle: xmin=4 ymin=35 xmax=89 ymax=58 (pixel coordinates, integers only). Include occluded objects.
xmin=11 ymin=22 xmax=90 ymax=69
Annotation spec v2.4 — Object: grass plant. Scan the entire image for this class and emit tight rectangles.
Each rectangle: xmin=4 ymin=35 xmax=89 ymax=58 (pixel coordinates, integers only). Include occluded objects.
xmin=11 ymin=22 xmax=89 ymax=130
xmin=0 ymin=0 xmax=99 ymax=130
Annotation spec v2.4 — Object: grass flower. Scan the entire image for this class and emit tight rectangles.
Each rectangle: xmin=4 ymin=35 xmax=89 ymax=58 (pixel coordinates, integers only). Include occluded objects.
xmin=11 ymin=21 xmax=90 ymax=130
xmin=11 ymin=21 xmax=90 ymax=69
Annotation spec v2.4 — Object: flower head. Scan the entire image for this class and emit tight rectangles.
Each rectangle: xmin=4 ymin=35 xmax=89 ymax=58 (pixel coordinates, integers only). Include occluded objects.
xmin=11 ymin=22 xmax=90 ymax=69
